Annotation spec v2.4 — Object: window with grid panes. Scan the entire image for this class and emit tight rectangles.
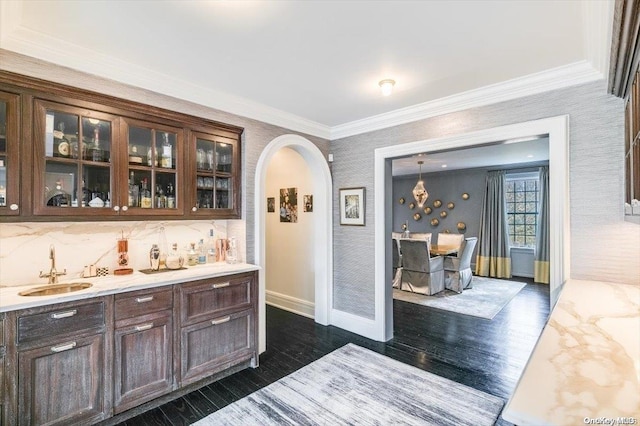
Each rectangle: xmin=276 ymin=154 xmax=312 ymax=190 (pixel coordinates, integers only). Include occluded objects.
xmin=505 ymin=176 xmax=539 ymax=247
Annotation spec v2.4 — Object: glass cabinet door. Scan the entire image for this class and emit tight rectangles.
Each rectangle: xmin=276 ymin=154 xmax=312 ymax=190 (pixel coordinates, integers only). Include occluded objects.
xmin=34 ymin=100 xmax=117 ymax=216
xmin=0 ymin=91 xmax=20 ymax=215
xmin=123 ymin=118 xmax=181 ymax=215
xmin=191 ymin=131 xmax=238 ymax=216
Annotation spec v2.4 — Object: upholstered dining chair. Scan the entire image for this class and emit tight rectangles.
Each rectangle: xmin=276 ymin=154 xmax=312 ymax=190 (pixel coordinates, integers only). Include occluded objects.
xmin=444 ymin=237 xmax=478 ymax=293
xmin=437 ymin=233 xmax=464 ymax=249
xmin=399 ymin=239 xmax=444 ymax=295
xmin=392 ymin=238 xmax=402 ymax=288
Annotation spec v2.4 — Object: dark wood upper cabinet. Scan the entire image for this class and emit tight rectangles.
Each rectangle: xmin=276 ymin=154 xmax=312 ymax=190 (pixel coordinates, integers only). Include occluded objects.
xmin=0 ymin=91 xmax=20 ymax=216
xmin=0 ymin=71 xmax=243 ymax=222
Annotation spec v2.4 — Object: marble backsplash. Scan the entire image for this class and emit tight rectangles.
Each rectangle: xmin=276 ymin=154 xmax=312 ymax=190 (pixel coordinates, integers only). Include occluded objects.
xmin=0 ymin=220 xmax=246 ymax=287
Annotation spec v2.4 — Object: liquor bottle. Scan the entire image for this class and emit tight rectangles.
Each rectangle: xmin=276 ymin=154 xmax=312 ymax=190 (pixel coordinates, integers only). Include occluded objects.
xmin=187 ymin=242 xmax=198 ymax=266
xmin=197 ymin=239 xmax=207 ymax=264
xmin=166 ymin=182 xmax=175 ymax=209
xmin=155 ymin=184 xmax=166 ymax=208
xmin=89 ymin=126 xmax=104 ymax=162
xmin=140 ymin=178 xmax=152 ymax=209
xmin=54 ymin=122 xmax=70 ymax=158
xmin=206 ymin=229 xmax=217 ymax=263
xmin=161 ymin=133 xmax=172 ymax=168
xmin=147 ymin=144 xmax=156 ymax=167
xmin=128 ymin=172 xmax=139 ymax=207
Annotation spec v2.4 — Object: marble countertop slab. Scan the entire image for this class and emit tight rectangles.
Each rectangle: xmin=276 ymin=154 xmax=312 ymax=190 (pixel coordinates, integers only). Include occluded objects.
xmin=0 ymin=262 xmax=260 ymax=313
xmin=503 ymin=279 xmax=640 ymax=425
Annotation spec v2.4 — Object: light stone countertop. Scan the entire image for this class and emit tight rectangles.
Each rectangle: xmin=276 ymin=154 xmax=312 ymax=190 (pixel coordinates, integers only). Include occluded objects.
xmin=0 ymin=262 xmax=260 ymax=313
xmin=502 ymin=279 xmax=640 ymax=425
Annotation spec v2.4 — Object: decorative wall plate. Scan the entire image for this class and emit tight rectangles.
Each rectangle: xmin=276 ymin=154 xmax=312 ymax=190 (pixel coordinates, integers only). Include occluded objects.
xmin=430 ymin=218 xmax=439 ymax=226
xmin=440 ymin=211 xmax=447 ymax=218
xmin=447 ymin=202 xmax=455 ymax=209
xmin=457 ymin=222 xmax=467 ymax=231
xmin=413 ymin=213 xmax=421 ymax=221
xmin=399 ymin=197 xmax=405 ymax=204
xmin=408 ymin=202 xmax=415 ymax=209
xmin=462 ymin=193 xmax=470 ymax=200
xmin=423 ymin=207 xmax=432 ymax=214
xmin=433 ymin=200 xmax=442 ymax=208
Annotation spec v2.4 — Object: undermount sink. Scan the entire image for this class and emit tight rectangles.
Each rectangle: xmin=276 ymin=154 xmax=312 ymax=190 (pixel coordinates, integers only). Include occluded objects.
xmin=19 ymin=282 xmax=93 ymax=297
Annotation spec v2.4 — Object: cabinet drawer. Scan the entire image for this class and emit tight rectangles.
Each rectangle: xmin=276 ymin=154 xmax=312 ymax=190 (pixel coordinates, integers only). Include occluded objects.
xmin=17 ymin=301 xmax=105 ymax=345
xmin=180 ymin=309 xmax=254 ymax=386
xmin=180 ymin=274 xmax=253 ymax=325
xmin=115 ymin=287 xmax=173 ymax=320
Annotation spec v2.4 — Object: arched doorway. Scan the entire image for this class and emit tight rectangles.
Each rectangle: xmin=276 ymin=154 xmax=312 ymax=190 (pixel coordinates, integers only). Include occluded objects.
xmin=255 ymin=135 xmax=333 ymax=350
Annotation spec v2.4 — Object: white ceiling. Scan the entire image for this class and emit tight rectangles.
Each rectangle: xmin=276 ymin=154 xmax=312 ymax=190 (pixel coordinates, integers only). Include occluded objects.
xmin=0 ymin=0 xmax=613 ymax=140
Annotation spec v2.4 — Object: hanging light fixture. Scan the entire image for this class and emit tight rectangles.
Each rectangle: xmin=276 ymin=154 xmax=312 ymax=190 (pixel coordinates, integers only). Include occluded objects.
xmin=412 ymin=160 xmax=429 ymax=207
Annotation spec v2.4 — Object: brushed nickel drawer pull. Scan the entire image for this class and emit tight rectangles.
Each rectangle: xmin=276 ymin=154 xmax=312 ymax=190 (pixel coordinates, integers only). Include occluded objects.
xmin=212 ymin=282 xmax=230 ymax=289
xmin=135 ymin=296 xmax=154 ymax=303
xmin=211 ymin=316 xmax=231 ymax=325
xmin=51 ymin=341 xmax=77 ymax=352
xmin=51 ymin=309 xmax=77 ymax=319
xmin=135 ymin=323 xmax=154 ymax=332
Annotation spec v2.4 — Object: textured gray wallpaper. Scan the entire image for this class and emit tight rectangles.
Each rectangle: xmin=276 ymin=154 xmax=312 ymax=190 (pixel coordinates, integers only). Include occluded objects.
xmin=332 ymin=80 xmax=637 ymax=319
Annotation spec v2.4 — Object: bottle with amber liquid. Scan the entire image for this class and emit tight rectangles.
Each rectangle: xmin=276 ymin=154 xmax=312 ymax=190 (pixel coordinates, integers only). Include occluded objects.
xmin=140 ymin=178 xmax=152 ymax=209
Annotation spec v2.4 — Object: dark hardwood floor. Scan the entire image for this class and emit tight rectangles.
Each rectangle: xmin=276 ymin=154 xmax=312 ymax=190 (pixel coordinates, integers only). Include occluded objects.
xmin=116 ymin=277 xmax=549 ymax=425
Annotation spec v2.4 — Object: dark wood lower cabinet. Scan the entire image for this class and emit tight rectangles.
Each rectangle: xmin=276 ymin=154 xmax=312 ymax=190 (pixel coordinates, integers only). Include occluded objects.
xmin=18 ymin=333 xmax=106 ymax=426
xmin=113 ymin=311 xmax=174 ymax=414
xmin=180 ymin=309 xmax=254 ymax=386
xmin=2 ymin=270 xmax=258 ymax=425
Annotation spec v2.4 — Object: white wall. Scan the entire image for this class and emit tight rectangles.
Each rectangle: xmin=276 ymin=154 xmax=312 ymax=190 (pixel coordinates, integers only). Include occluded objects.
xmin=265 ymin=148 xmax=315 ymax=317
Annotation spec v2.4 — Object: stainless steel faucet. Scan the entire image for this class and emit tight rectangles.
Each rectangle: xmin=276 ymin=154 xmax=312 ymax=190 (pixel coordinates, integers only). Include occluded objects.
xmin=39 ymin=244 xmax=67 ymax=284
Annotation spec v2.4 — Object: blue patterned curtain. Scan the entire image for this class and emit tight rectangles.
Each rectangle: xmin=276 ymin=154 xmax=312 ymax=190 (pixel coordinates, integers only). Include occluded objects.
xmin=534 ymin=166 xmax=550 ymax=284
xmin=475 ymin=171 xmax=512 ymax=278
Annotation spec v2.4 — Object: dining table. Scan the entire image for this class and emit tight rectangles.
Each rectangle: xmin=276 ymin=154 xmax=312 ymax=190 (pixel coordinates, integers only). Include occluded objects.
xmin=430 ymin=244 xmax=458 ymax=256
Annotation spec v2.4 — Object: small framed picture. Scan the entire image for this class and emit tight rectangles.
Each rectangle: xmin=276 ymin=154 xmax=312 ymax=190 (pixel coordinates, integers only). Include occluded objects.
xmin=267 ymin=197 xmax=275 ymax=213
xmin=303 ymin=194 xmax=313 ymax=212
xmin=339 ymin=187 xmax=365 ymax=226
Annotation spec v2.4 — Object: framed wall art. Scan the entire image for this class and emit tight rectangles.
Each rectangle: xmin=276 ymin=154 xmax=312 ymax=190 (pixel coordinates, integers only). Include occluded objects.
xmin=339 ymin=187 xmax=365 ymax=226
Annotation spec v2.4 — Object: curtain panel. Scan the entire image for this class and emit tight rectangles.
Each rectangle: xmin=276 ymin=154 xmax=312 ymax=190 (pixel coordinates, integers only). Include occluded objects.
xmin=534 ymin=166 xmax=550 ymax=283
xmin=476 ymin=171 xmax=512 ymax=278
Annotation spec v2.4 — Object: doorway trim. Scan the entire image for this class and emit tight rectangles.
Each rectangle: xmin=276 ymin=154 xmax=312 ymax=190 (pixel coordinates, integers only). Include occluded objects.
xmin=373 ymin=116 xmax=570 ymax=341
xmin=255 ymin=134 xmax=333 ymax=347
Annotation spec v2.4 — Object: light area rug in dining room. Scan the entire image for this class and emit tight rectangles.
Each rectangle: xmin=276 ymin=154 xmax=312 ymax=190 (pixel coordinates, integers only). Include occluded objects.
xmin=192 ymin=343 xmax=504 ymax=426
xmin=393 ymin=276 xmax=527 ymax=319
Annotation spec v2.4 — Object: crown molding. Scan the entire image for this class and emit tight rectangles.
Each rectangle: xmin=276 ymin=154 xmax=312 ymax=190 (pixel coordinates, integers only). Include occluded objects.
xmin=330 ymin=61 xmax=603 ymax=140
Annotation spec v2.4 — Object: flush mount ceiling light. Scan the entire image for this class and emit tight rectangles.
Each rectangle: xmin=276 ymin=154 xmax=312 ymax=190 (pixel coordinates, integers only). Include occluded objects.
xmin=378 ymin=79 xmax=395 ymax=96
xmin=412 ymin=160 xmax=429 ymax=208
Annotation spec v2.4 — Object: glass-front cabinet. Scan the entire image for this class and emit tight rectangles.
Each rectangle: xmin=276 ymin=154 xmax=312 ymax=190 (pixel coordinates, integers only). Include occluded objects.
xmin=0 ymin=91 xmax=20 ymax=216
xmin=122 ymin=118 xmax=183 ymax=216
xmin=33 ymin=100 xmax=118 ymax=217
xmin=189 ymin=130 xmax=239 ymax=218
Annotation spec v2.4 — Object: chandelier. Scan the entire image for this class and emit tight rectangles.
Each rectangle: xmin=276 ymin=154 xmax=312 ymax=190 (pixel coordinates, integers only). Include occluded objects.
xmin=412 ymin=160 xmax=429 ymax=207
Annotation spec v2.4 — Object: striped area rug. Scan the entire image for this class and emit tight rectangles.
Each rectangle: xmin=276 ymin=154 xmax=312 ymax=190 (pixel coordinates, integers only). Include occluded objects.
xmin=192 ymin=343 xmax=504 ymax=426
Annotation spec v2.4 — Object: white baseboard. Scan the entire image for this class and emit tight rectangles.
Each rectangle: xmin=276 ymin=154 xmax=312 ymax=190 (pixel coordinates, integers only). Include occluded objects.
xmin=266 ymin=290 xmax=315 ymax=319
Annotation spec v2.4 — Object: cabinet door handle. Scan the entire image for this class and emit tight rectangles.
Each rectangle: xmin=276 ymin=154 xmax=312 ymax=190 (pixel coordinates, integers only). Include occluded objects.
xmin=211 ymin=316 xmax=231 ymax=325
xmin=51 ymin=341 xmax=77 ymax=352
xmin=121 ymin=205 xmax=129 ymax=212
xmin=192 ymin=206 xmax=198 ymax=212
xmin=135 ymin=296 xmax=154 ymax=303
xmin=212 ymin=282 xmax=230 ymax=289
xmin=113 ymin=205 xmax=120 ymax=212
xmin=51 ymin=309 xmax=77 ymax=319
xmin=9 ymin=204 xmax=19 ymax=211
xmin=135 ymin=323 xmax=154 ymax=332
